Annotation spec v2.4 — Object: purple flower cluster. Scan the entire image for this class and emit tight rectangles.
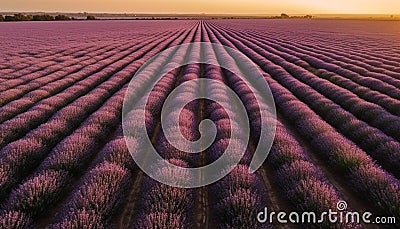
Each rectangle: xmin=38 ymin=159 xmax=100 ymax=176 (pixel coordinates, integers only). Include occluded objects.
xmin=39 ymin=133 xmax=96 ymax=174
xmin=211 ymin=24 xmax=400 ymax=178
xmin=0 ymin=26 xmax=200 ymax=228
xmin=51 ymin=162 xmax=131 ymax=227
xmin=2 ymin=169 xmax=70 ymax=218
xmin=0 ymin=23 xmax=196 ymax=151
xmin=267 ymin=78 xmax=400 ymax=218
xmin=135 ymin=158 xmax=193 ymax=228
xmin=134 ymin=46 xmax=202 ymax=227
xmin=50 ymin=209 xmax=105 ymax=229
xmin=0 ymin=138 xmax=47 ymax=199
xmin=0 ymin=211 xmax=34 ymax=229
xmin=2 ymin=19 xmax=400 ymax=228
xmin=207 ymin=23 xmax=400 ymax=221
xmin=199 ymin=34 xmax=268 ymax=227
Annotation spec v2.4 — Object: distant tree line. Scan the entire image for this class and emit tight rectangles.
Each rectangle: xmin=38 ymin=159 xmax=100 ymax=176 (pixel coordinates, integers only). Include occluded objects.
xmin=86 ymin=15 xmax=96 ymax=20
xmin=0 ymin=13 xmax=96 ymax=22
xmin=0 ymin=13 xmax=314 ymax=21
xmin=277 ymin=13 xmax=312 ymax=19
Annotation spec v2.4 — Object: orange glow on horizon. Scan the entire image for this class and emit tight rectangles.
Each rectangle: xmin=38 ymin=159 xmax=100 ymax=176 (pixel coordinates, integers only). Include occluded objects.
xmin=1 ymin=0 xmax=400 ymax=14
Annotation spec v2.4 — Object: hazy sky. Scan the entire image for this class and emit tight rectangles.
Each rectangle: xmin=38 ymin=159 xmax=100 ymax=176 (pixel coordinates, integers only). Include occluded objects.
xmin=2 ymin=0 xmax=400 ymax=14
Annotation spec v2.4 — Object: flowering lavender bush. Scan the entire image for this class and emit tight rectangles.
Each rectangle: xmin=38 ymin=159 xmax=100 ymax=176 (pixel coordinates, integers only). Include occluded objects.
xmin=1 ymin=19 xmax=399 ymax=228
xmin=0 ymin=211 xmax=34 ymax=229
xmin=50 ymin=209 xmax=105 ymax=229
xmin=3 ymin=169 xmax=70 ymax=217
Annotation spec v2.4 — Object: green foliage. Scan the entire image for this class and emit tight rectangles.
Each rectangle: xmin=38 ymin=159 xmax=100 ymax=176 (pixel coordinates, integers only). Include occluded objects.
xmin=4 ymin=16 xmax=15 ymax=21
xmin=281 ymin=13 xmax=290 ymax=18
xmin=55 ymin=15 xmax=71 ymax=21
xmin=86 ymin=15 xmax=96 ymax=20
xmin=32 ymin=14 xmax=54 ymax=21
xmin=13 ymin=13 xmax=32 ymax=21
xmin=1 ymin=13 xmax=68 ymax=22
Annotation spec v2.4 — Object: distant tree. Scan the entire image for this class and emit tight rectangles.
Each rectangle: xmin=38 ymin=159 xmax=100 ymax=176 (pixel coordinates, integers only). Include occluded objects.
xmin=13 ymin=13 xmax=24 ymax=21
xmin=13 ymin=13 xmax=32 ymax=21
xmin=304 ymin=15 xmax=313 ymax=19
xmin=4 ymin=16 xmax=15 ymax=21
xmin=32 ymin=14 xmax=54 ymax=21
xmin=43 ymin=14 xmax=54 ymax=21
xmin=280 ymin=13 xmax=290 ymax=19
xmin=55 ymin=15 xmax=71 ymax=21
xmin=86 ymin=15 xmax=96 ymax=20
xmin=0 ymin=15 xmax=3 ymax=22
xmin=32 ymin=15 xmax=42 ymax=21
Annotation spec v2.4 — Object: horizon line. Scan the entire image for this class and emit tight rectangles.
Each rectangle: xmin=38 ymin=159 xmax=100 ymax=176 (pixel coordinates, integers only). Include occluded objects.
xmin=1 ymin=11 xmax=400 ymax=16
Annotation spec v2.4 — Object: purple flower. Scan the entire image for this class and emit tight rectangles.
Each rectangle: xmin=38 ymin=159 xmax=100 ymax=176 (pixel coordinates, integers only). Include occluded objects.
xmin=0 ymin=211 xmax=33 ymax=229
xmin=4 ymin=169 xmax=70 ymax=217
xmin=50 ymin=209 xmax=105 ymax=229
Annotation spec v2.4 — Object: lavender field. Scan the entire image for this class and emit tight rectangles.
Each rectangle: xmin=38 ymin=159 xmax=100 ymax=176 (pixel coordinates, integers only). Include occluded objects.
xmin=0 ymin=19 xmax=400 ymax=228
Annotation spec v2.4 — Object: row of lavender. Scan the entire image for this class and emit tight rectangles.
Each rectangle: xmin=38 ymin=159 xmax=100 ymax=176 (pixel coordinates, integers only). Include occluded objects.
xmin=1 ymin=19 xmax=399 ymax=228
xmin=0 ymin=25 xmax=191 ymax=199
xmin=0 ymin=28 xmax=190 ymax=146
xmin=214 ymin=25 xmax=400 ymax=176
xmin=129 ymin=23 xmax=202 ymax=228
xmin=204 ymin=23 xmax=355 ymax=228
xmin=214 ymin=19 xmax=400 ymax=69
xmin=51 ymin=23 xmax=201 ymax=228
xmin=202 ymin=26 xmax=269 ymax=228
xmin=0 ymin=21 xmax=197 ymax=66
xmin=205 ymin=21 xmax=400 ymax=220
xmin=0 ymin=22 xmax=200 ymax=228
xmin=240 ymin=28 xmax=400 ymax=110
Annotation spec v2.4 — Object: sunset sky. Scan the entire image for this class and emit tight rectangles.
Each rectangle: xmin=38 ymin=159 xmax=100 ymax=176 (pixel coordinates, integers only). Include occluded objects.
xmin=2 ymin=0 xmax=400 ymax=14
